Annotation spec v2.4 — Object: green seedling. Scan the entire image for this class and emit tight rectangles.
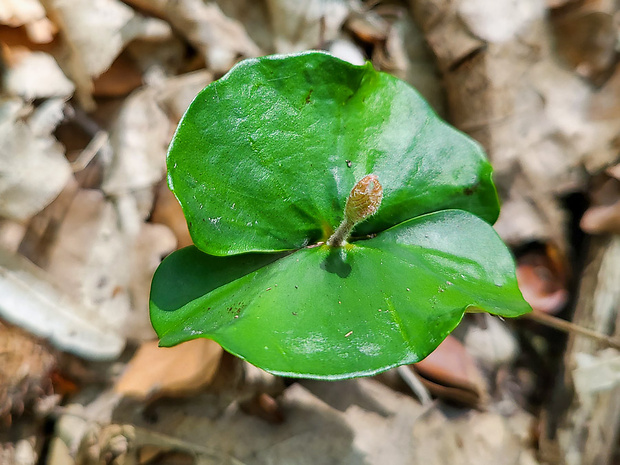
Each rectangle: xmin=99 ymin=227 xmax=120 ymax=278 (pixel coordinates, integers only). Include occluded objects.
xmin=150 ymin=51 xmax=531 ymax=380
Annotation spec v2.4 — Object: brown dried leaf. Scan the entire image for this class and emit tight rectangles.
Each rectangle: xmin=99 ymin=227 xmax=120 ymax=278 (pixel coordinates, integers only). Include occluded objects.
xmin=114 ymin=339 xmax=223 ymax=400
xmin=551 ymin=0 xmax=617 ymax=84
xmin=580 ymin=176 xmax=620 ymax=235
xmin=150 ymin=181 xmax=193 ymax=249
xmin=413 ymin=335 xmax=487 ymax=407
xmin=516 ymin=244 xmax=569 ymax=314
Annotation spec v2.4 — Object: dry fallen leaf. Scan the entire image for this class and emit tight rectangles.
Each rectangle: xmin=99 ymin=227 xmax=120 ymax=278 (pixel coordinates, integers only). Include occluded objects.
xmin=114 ymin=339 xmax=223 ymax=400
xmin=150 ymin=181 xmax=193 ymax=249
xmin=41 ymin=0 xmax=172 ymax=109
xmin=580 ymin=175 xmax=620 ymax=235
xmin=413 ymin=335 xmax=488 ymax=407
xmin=2 ymin=47 xmax=75 ymax=100
xmin=0 ymin=98 xmax=71 ymax=222
xmin=0 ymin=248 xmax=125 ymax=360
xmin=457 ymin=0 xmax=545 ymax=43
xmin=101 ymin=86 xmax=170 ymax=196
xmin=516 ymin=244 xmax=569 ymax=315
xmin=462 ymin=315 xmax=520 ymax=372
xmin=266 ymin=0 xmax=350 ymax=53
xmin=126 ymin=222 xmax=176 ymax=340
xmin=0 ymin=0 xmax=47 ymax=30
xmin=551 ymin=0 xmax=617 ymax=84
xmin=123 ymin=0 xmax=261 ymax=72
xmin=0 ymin=321 xmax=56 ymax=427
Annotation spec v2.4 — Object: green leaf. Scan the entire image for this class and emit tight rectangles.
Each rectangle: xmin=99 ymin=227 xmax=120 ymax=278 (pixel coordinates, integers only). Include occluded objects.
xmin=150 ymin=210 xmax=529 ymax=380
xmin=168 ymin=51 xmax=499 ymax=256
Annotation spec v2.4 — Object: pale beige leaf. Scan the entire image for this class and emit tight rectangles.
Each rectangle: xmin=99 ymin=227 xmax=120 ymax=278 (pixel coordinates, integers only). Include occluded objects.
xmin=0 ymin=248 xmax=124 ymax=360
xmin=3 ymin=49 xmax=74 ymax=100
xmin=101 ymin=87 xmax=170 ymax=196
xmin=0 ymin=99 xmax=71 ymax=222
xmin=41 ymin=0 xmax=172 ymax=109
xmin=123 ymin=0 xmax=261 ymax=72
xmin=0 ymin=0 xmax=45 ymax=27
xmin=266 ymin=0 xmax=350 ymax=53
xmin=457 ymin=0 xmax=545 ymax=43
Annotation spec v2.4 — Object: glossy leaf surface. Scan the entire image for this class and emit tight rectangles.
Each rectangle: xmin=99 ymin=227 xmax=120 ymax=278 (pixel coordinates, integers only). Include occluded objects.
xmin=168 ymin=51 xmax=499 ymax=256
xmin=151 ymin=210 xmax=529 ymax=379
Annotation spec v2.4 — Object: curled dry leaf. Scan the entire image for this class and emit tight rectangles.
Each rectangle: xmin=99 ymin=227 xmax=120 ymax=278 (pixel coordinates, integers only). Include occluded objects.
xmin=266 ymin=0 xmax=349 ymax=53
xmin=462 ymin=315 xmax=520 ymax=372
xmin=410 ymin=0 xmax=485 ymax=72
xmin=123 ymin=0 xmax=261 ymax=72
xmin=381 ymin=11 xmax=445 ymax=114
xmin=345 ymin=7 xmax=389 ymax=45
xmin=127 ymin=222 xmax=177 ymax=340
xmin=516 ymin=244 xmax=569 ymax=315
xmin=102 ymin=70 xmax=213 ymax=197
xmin=101 ymin=86 xmax=170 ymax=196
xmin=41 ymin=0 xmax=172 ymax=109
xmin=0 ymin=98 xmax=71 ymax=222
xmin=150 ymin=180 xmax=193 ymax=249
xmin=551 ymin=0 xmax=617 ymax=85
xmin=413 ymin=335 xmax=487 ymax=408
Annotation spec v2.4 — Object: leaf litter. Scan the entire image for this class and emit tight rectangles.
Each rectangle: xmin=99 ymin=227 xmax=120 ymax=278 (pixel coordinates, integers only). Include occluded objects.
xmin=0 ymin=0 xmax=619 ymax=463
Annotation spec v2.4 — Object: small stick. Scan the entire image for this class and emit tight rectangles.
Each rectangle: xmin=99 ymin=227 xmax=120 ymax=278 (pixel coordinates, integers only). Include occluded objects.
xmin=397 ymin=365 xmax=433 ymax=406
xmin=522 ymin=311 xmax=620 ymax=350
xmin=71 ymin=130 xmax=109 ymax=172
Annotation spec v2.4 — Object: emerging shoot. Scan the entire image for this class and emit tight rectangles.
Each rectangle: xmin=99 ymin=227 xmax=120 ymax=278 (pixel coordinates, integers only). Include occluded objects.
xmin=328 ymin=174 xmax=383 ymax=247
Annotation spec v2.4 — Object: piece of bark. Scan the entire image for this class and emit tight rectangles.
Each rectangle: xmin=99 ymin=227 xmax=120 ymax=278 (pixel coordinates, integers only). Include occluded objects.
xmin=541 ymin=236 xmax=620 ymax=465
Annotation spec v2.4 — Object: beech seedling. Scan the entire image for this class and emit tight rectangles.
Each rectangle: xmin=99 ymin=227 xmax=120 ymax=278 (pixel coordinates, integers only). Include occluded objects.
xmin=150 ymin=51 xmax=531 ymax=380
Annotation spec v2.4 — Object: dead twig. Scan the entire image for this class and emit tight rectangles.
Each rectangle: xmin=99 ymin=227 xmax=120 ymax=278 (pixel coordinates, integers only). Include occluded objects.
xmin=522 ymin=311 xmax=620 ymax=350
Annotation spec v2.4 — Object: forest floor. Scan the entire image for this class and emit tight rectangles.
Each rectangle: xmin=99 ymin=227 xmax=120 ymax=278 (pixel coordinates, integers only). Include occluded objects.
xmin=1 ymin=0 xmax=619 ymax=464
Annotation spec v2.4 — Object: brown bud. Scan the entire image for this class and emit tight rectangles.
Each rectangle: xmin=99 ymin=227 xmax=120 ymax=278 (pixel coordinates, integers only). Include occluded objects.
xmin=344 ymin=174 xmax=383 ymax=224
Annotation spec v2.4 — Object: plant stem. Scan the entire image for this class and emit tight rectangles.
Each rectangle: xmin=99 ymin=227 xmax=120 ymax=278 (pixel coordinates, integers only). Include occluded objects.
xmin=327 ymin=174 xmax=383 ymax=247
xmin=327 ymin=219 xmax=356 ymax=247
